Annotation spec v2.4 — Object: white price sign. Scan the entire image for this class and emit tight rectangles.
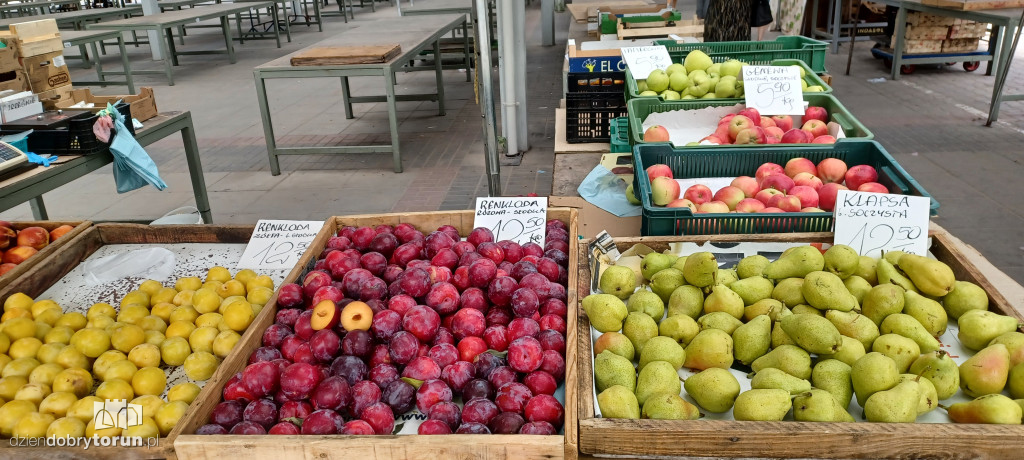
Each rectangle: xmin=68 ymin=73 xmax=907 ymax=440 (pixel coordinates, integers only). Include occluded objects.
xmin=620 ymin=45 xmax=672 ymax=80
xmin=237 ymin=220 xmax=325 ymax=270
xmin=742 ymin=66 xmax=804 ymax=115
xmin=832 ymin=190 xmax=930 ymax=258
xmin=473 ymin=197 xmax=548 ymax=247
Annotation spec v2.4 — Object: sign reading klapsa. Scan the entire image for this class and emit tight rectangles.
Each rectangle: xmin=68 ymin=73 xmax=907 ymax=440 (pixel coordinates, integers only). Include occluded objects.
xmin=832 ymin=190 xmax=930 ymax=258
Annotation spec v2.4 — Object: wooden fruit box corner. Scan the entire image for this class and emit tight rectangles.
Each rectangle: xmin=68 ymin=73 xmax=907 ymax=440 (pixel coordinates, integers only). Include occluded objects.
xmin=173 ymin=209 xmax=581 ymax=460
xmin=575 ymin=231 xmax=1024 ymax=459
xmin=0 ymin=222 xmax=310 ymax=460
xmin=0 ymin=220 xmax=90 ymax=294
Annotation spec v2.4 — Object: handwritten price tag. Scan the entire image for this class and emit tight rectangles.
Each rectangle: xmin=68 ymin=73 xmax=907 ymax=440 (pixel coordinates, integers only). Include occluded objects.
xmin=833 ymin=190 xmax=930 ymax=258
xmin=620 ymin=45 xmax=672 ymax=80
xmin=742 ymin=66 xmax=804 ymax=115
xmin=473 ymin=197 xmax=548 ymax=247
xmin=237 ymin=220 xmax=325 ymax=270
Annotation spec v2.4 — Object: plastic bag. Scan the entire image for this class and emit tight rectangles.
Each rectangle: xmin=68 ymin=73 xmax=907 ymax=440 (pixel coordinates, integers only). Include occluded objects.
xmin=104 ymin=102 xmax=167 ymax=194
xmin=93 ymin=114 xmax=114 ymax=143
xmin=83 ymin=247 xmax=176 ymax=285
xmin=577 ymin=165 xmax=642 ymax=218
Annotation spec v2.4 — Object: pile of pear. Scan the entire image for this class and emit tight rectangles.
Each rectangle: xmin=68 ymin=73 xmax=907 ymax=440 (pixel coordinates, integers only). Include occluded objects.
xmin=584 ymin=245 xmax=1024 ymax=424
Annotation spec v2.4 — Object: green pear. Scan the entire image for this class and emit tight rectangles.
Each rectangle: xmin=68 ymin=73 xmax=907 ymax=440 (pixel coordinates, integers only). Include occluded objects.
xmin=623 ymin=312 xmax=659 ymax=354
xmin=626 ymin=290 xmax=665 ymax=323
xmin=698 ymin=311 xmax=743 ymax=334
xmin=716 ymin=268 xmax=739 ymax=287
xmin=883 ymin=250 xmax=907 ymax=266
xmin=880 ymin=314 xmax=940 ymax=353
xmin=641 ymin=253 xmax=676 ymax=281
xmin=683 ymin=329 xmax=734 ymax=370
xmin=595 ymin=350 xmax=637 ymax=393
xmin=824 ymin=244 xmax=859 ymax=279
xmin=942 ymin=280 xmax=988 ymax=319
xmin=818 ymin=335 xmax=866 ymax=367
xmin=659 ymin=315 xmax=700 ymax=346
xmin=945 ymin=394 xmax=1023 ymax=424
xmin=682 ymin=252 xmax=718 ymax=288
xmin=639 ymin=336 xmax=686 ymax=370
xmin=855 ymin=256 xmax=878 ymax=285
xmin=684 ymin=368 xmax=739 ymax=413
xmin=600 ymin=265 xmax=637 ymax=300
xmin=751 ymin=344 xmax=811 ymax=379
xmin=641 ymin=393 xmax=701 ymax=420
xmin=872 ymin=333 xmax=921 ymax=373
xmin=781 ymin=314 xmax=843 ymax=354
xmin=791 ymin=304 xmax=823 ymax=316
xmin=902 ymin=291 xmax=947 ymax=337
xmin=898 ymin=374 xmax=938 ymax=415
xmin=732 ymin=315 xmax=771 ymax=365
xmin=733 ymin=389 xmax=792 ymax=421
xmin=989 ymin=331 xmax=1024 ymax=366
xmin=960 ymin=343 xmax=1010 ymax=398
xmin=909 ymin=350 xmax=960 ymax=400
xmin=1016 ymin=399 xmax=1024 ymax=413
xmin=594 ymin=331 xmax=635 ymax=360
xmin=598 ymin=385 xmax=641 ymax=419
xmin=650 ymin=268 xmax=686 ymax=303
xmin=744 ymin=298 xmax=785 ymax=322
xmin=729 ymin=276 xmax=774 ymax=306
xmin=852 ymin=352 xmax=900 ymax=406
xmin=801 ymin=271 xmax=857 ymax=312
xmin=825 ymin=310 xmax=880 ymax=350
xmin=736 ymin=255 xmax=770 ymax=279
xmin=771 ymin=321 xmax=796 ymax=348
xmin=843 ymin=276 xmax=872 ymax=305
xmin=683 ymin=50 xmax=713 ymax=73
xmin=751 ymin=367 xmax=811 ymax=395
xmin=583 ymin=294 xmax=628 ymax=332
xmin=793 ymin=389 xmax=855 ymax=422
xmin=864 ymin=381 xmax=920 ymax=423
xmin=957 ymin=310 xmax=1022 ymax=351
xmin=897 ymin=253 xmax=955 ymax=297
xmin=876 ymin=259 xmax=918 ymax=294
xmin=667 ymin=285 xmax=704 ymax=319
xmin=635 ymin=361 xmax=681 ymax=406
xmin=771 ymin=278 xmax=805 ymax=307
xmin=763 ymin=246 xmax=825 ymax=280
xmin=861 ymin=284 xmax=906 ymax=326
xmin=812 ymin=359 xmax=853 ymax=409
xmin=703 ymin=285 xmax=744 ymax=320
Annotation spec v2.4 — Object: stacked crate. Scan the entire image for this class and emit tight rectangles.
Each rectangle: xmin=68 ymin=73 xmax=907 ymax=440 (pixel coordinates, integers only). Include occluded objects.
xmin=564 ymin=72 xmax=627 ymax=143
xmin=9 ymin=19 xmax=73 ymax=107
xmin=900 ymin=12 xmax=986 ymax=54
xmin=0 ymin=32 xmax=28 ymax=94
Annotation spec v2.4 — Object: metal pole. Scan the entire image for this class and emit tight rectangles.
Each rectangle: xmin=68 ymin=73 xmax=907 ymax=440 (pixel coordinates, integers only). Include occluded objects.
xmin=986 ymin=9 xmax=1024 ymax=126
xmin=497 ymin=0 xmax=518 ymax=156
xmin=845 ymin=0 xmax=861 ymax=75
xmin=541 ymin=0 xmax=554 ymax=46
xmin=514 ymin=0 xmax=528 ymax=153
xmin=474 ymin=0 xmax=501 ymax=196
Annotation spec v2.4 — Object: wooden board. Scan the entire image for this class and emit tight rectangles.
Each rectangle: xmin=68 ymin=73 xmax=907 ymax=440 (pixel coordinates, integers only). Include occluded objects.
xmin=0 ymin=220 xmax=90 ymax=294
xmin=290 ymin=44 xmax=402 ymax=66
xmin=922 ymin=0 xmax=1024 ymax=10
xmin=575 ymin=229 xmax=1024 ymax=459
xmin=616 ymin=17 xmax=703 ymax=39
xmin=174 ymin=210 xmax=580 ymax=460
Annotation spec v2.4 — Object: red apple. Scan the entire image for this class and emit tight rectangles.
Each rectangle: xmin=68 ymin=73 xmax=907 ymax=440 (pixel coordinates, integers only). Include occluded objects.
xmin=785 ymin=158 xmax=817 ymax=178
xmin=818 ymin=183 xmax=849 ymax=211
xmin=812 ymin=135 xmax=837 ymax=144
xmin=683 ymin=184 xmax=713 ymax=205
xmin=644 ymin=125 xmax=670 ymax=142
xmin=666 ymin=199 xmax=697 ymax=212
xmin=3 ymin=246 xmax=37 ymax=264
xmin=792 ymin=172 xmax=823 ymax=190
xmin=801 ymin=120 xmax=828 ymax=139
xmin=16 ymin=227 xmax=49 ymax=250
xmin=730 ymin=176 xmax=759 ymax=198
xmin=755 ymin=163 xmax=785 ymax=184
xmin=713 ymin=186 xmax=746 ymax=211
xmin=788 ymin=185 xmax=820 ymax=208
xmin=857 ymin=182 xmax=889 ymax=194
xmin=777 ymin=196 xmax=802 ymax=212
xmin=764 ymin=127 xmax=784 ymax=144
xmin=697 ymin=201 xmax=730 ymax=213
xmin=738 ymin=108 xmax=762 ymax=127
xmin=761 ymin=174 xmax=795 ymax=194
xmin=817 ymin=158 xmax=848 ymax=184
xmin=712 ymin=124 xmax=732 ymax=143
xmin=770 ymin=115 xmax=793 ymax=132
xmin=760 ymin=117 xmax=777 ymax=129
xmin=759 ymin=207 xmax=784 ymax=213
xmin=766 ymin=193 xmax=786 ymax=208
xmin=845 ymin=165 xmax=879 ymax=191
xmin=804 ymin=106 xmax=828 ymax=123
xmin=780 ymin=128 xmax=810 ymax=144
xmin=801 ymin=207 xmax=826 ymax=212
xmin=646 ymin=164 xmax=673 ymax=182
xmin=728 ymin=115 xmax=755 ymax=141
xmin=754 ymin=188 xmax=784 ymax=206
xmin=651 ymin=176 xmax=681 ymax=206
xmin=719 ymin=114 xmax=736 ymax=126
xmin=701 ymin=135 xmax=725 ymax=145
xmin=734 ymin=127 xmax=767 ymax=145
xmin=735 ymin=198 xmax=766 ymax=213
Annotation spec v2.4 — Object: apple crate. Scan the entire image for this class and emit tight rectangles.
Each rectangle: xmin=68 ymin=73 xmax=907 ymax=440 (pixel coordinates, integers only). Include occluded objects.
xmin=0 ymin=220 xmax=91 ymax=293
xmin=0 ymin=222 xmax=307 ymax=460
xmin=633 ymin=140 xmax=938 ymax=236
xmin=626 ymin=93 xmax=874 ymax=147
xmin=652 ymin=36 xmax=829 ymax=74
xmin=172 ymin=209 xmax=581 ymax=460
xmin=574 ymin=230 xmax=1024 ymax=459
xmin=624 ymin=59 xmax=832 ymax=102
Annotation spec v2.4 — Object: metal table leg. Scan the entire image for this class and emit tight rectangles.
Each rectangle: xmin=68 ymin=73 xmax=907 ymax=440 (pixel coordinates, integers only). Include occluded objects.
xmin=91 ymin=42 xmax=103 ymax=81
xmin=29 ymin=197 xmax=47 ymax=220
xmin=830 ymin=0 xmax=841 ymax=54
xmin=179 ymin=113 xmax=213 ymax=223
xmin=161 ymin=27 xmax=177 ymax=85
xmin=463 ymin=20 xmax=470 ymax=82
xmin=384 ymin=70 xmax=401 ymax=173
xmin=987 ymin=22 xmax=1018 ymax=124
xmin=890 ymin=6 xmax=908 ymax=80
xmin=986 ymin=25 xmax=1001 ymax=75
xmin=433 ymin=40 xmax=445 ymax=116
xmin=255 ymin=75 xmax=282 ymax=176
xmin=341 ymin=76 xmax=354 ymax=119
xmin=118 ymin=34 xmax=135 ymax=93
xmin=222 ymin=16 xmax=236 ymax=63
xmin=270 ymin=5 xmax=281 ymax=47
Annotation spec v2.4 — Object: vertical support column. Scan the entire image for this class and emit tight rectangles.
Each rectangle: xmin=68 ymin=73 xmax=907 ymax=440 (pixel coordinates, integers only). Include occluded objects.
xmin=141 ymin=0 xmax=164 ymax=60
xmin=513 ymin=0 xmax=528 ymax=153
xmin=541 ymin=0 xmax=554 ymax=46
xmin=497 ymin=0 xmax=518 ymax=156
xmin=474 ymin=0 xmax=500 ymax=196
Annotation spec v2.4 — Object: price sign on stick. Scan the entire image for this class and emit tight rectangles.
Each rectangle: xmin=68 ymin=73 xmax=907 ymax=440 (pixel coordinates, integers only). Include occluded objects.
xmin=620 ymin=46 xmax=672 ymax=80
xmin=474 ymin=197 xmax=548 ymax=247
xmin=833 ymin=190 xmax=930 ymax=258
xmin=238 ymin=220 xmax=325 ymax=270
xmin=742 ymin=66 xmax=804 ymax=115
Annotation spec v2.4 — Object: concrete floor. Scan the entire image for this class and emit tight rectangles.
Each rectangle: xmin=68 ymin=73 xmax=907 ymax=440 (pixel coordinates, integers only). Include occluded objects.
xmin=3 ymin=0 xmax=1024 ymax=283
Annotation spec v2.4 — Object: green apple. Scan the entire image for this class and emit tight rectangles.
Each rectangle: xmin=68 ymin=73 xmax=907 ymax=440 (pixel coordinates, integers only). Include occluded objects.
xmin=701 ymin=92 xmax=717 ymax=99
xmin=684 ymin=50 xmax=713 ymax=74
xmin=688 ymin=70 xmax=709 ymax=86
xmin=682 ymin=94 xmax=696 ymax=99
xmin=707 ymin=63 xmax=722 ymax=78
xmin=685 ymin=142 xmax=702 ymax=146
xmin=791 ymin=65 xmax=806 ymax=78
xmin=640 ymin=90 xmax=659 ymax=97
xmin=801 ymin=79 xmax=808 ymax=90
xmin=688 ymin=80 xmax=713 ymax=97
xmin=646 ymin=70 xmax=670 ymax=93
xmin=666 ymin=63 xmax=686 ymax=77
xmin=715 ymin=75 xmax=738 ymax=98
xmin=637 ymin=80 xmax=648 ymax=92
xmin=662 ymin=90 xmax=681 ymax=100
xmin=669 ymin=72 xmax=690 ymax=92
xmin=806 ymin=85 xmax=824 ymax=92
xmin=720 ymin=59 xmax=744 ymax=78
xmin=707 ymin=75 xmax=721 ymax=91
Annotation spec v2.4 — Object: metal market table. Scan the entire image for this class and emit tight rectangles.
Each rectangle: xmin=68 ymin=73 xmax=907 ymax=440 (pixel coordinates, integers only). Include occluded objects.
xmin=0 ymin=0 xmax=84 ymax=18
xmin=59 ymin=29 xmax=136 ymax=91
xmin=87 ymin=1 xmax=280 ymax=85
xmin=0 ymin=111 xmax=213 ymax=223
xmin=254 ymin=14 xmax=469 ymax=174
xmin=13 ymin=5 xmax=141 ymax=29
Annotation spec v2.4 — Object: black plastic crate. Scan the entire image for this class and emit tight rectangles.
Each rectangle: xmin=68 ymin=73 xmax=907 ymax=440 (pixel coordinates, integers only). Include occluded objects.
xmin=566 ymin=72 xmax=626 ymax=93
xmin=3 ymin=103 xmax=133 ymax=156
xmin=565 ymin=92 xmax=627 ymax=143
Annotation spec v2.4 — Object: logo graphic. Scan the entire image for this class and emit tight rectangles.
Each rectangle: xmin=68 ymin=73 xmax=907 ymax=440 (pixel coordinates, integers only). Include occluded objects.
xmin=93 ymin=400 xmax=143 ymax=430
xmin=48 ymin=73 xmax=70 ymax=87
xmin=583 ymin=58 xmax=597 ymax=72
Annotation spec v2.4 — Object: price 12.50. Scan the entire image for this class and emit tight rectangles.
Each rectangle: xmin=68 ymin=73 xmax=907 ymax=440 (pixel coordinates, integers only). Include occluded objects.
xmin=246 ymin=240 xmax=309 ymax=267
xmin=491 ymin=217 xmax=545 ymax=245
xmin=843 ymin=223 xmax=923 ymax=257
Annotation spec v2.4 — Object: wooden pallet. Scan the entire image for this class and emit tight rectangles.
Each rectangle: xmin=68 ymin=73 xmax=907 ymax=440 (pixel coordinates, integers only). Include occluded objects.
xmin=290 ymin=44 xmax=402 ymax=66
xmin=575 ymin=229 xmax=1024 ymax=459
xmin=173 ymin=209 xmax=581 ymax=460
xmin=922 ymin=0 xmax=1024 ymax=10
xmin=616 ymin=15 xmax=703 ymax=39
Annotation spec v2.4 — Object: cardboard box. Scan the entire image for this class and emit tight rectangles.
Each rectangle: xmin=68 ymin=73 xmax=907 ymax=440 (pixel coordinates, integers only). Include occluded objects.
xmin=55 ymin=87 xmax=158 ymax=122
xmin=0 ymin=34 xmax=19 ymax=73
xmin=9 ymin=19 xmax=62 ymax=58
xmin=22 ymin=50 xmax=70 ymax=93
xmin=549 ymin=196 xmax=641 ymax=239
xmin=566 ymin=37 xmax=681 ymax=73
xmin=0 ymin=92 xmax=42 ymax=123
xmin=36 ymin=84 xmax=73 ymax=110
xmin=0 ymin=69 xmax=28 ymax=93
xmin=943 ymin=37 xmax=981 ymax=52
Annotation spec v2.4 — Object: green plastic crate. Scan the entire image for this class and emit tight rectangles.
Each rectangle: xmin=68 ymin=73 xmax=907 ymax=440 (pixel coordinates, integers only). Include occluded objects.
xmin=634 ymin=141 xmax=939 ymax=236
xmin=653 ymin=36 xmax=828 ymax=74
xmin=627 ymin=93 xmax=873 ymax=146
xmin=625 ymin=59 xmax=831 ymax=102
xmin=610 ymin=117 xmax=630 ymax=153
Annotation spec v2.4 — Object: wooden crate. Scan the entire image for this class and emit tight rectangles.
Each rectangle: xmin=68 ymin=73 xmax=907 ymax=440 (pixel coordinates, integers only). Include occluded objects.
xmin=943 ymin=37 xmax=982 ymax=52
xmin=0 ymin=220 xmax=90 ymax=294
xmin=575 ymin=230 xmax=1024 ymax=459
xmin=617 ymin=15 xmax=703 ymax=40
xmin=907 ymin=12 xmax=955 ymax=27
xmin=905 ymin=25 xmax=950 ymax=40
xmin=0 ymin=223 xmax=307 ymax=460
xmin=901 ymin=38 xmax=944 ymax=53
xmin=173 ymin=209 xmax=581 ymax=460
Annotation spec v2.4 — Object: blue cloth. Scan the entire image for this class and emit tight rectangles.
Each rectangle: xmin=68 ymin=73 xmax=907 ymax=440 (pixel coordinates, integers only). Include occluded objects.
xmin=105 ymin=103 xmax=167 ymax=194
xmin=577 ymin=165 xmax=642 ymax=218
